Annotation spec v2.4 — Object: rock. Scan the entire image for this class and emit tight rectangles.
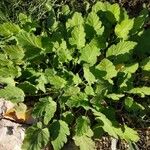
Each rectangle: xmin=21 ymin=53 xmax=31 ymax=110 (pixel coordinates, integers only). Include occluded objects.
xmin=0 ymin=119 xmax=27 ymax=150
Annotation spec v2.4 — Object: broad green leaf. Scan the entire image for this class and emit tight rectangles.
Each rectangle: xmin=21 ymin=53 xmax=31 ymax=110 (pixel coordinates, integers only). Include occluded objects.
xmin=141 ymin=57 xmax=150 ymax=71
xmin=69 ymin=25 xmax=86 ymax=49
xmin=32 ymin=97 xmax=56 ymax=125
xmin=18 ymin=81 xmax=37 ymax=94
xmin=106 ymin=93 xmax=124 ymax=100
xmin=108 ymin=3 xmax=120 ymax=22
xmin=66 ymin=93 xmax=90 ymax=110
xmin=80 ymin=43 xmax=100 ymax=66
xmin=63 ymin=86 xmax=80 ymax=96
xmin=35 ymin=73 xmax=48 ymax=93
xmin=0 ymin=66 xmax=21 ymax=78
xmin=72 ymin=73 xmax=82 ymax=85
xmin=114 ymin=125 xmax=139 ymax=142
xmin=121 ymin=63 xmax=139 ymax=74
xmin=92 ymin=1 xmax=109 ymax=13
xmin=96 ymin=58 xmax=117 ymax=82
xmin=75 ymin=116 xmax=91 ymax=136
xmin=129 ymin=87 xmax=150 ymax=98
xmin=56 ymin=40 xmax=72 ymax=63
xmin=73 ymin=134 xmax=95 ymax=150
xmin=47 ymin=75 xmax=66 ymax=89
xmin=3 ymin=45 xmax=25 ymax=62
xmin=124 ymin=97 xmax=145 ymax=111
xmin=73 ymin=116 xmax=95 ymax=150
xmin=0 ymin=22 xmax=20 ymax=37
xmin=19 ymin=13 xmax=31 ymax=25
xmin=0 ymin=77 xmax=16 ymax=86
xmin=93 ymin=110 xmax=118 ymax=138
xmin=86 ymin=12 xmax=103 ymax=35
xmin=106 ymin=41 xmax=137 ymax=57
xmin=0 ymin=53 xmax=13 ymax=66
xmin=0 ymin=86 xmax=24 ymax=103
xmin=115 ymin=18 xmax=134 ymax=40
xmin=22 ymin=123 xmax=50 ymax=150
xmin=83 ymin=67 xmax=96 ymax=85
xmin=85 ymin=86 xmax=95 ymax=96
xmin=16 ymin=31 xmax=42 ymax=49
xmin=50 ymin=120 xmax=70 ymax=150
xmin=66 ymin=12 xmax=84 ymax=29
xmin=45 ymin=69 xmax=66 ymax=89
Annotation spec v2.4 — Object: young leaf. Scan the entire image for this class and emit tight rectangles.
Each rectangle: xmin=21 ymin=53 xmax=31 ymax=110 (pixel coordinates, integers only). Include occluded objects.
xmin=16 ymin=31 xmax=42 ymax=49
xmin=32 ymin=97 xmax=56 ymax=125
xmin=0 ymin=22 xmax=20 ymax=37
xmin=69 ymin=25 xmax=86 ymax=49
xmin=80 ymin=43 xmax=100 ymax=66
xmin=22 ymin=123 xmax=50 ymax=150
xmin=0 ymin=86 xmax=25 ymax=103
xmin=66 ymin=12 xmax=84 ymax=29
xmin=106 ymin=41 xmax=137 ymax=57
xmin=106 ymin=93 xmax=124 ymax=100
xmin=83 ymin=67 xmax=96 ymax=85
xmin=86 ymin=12 xmax=103 ymax=36
xmin=96 ymin=58 xmax=117 ymax=82
xmin=129 ymin=87 xmax=150 ymax=98
xmin=115 ymin=18 xmax=134 ymax=40
xmin=50 ymin=120 xmax=70 ymax=150
xmin=3 ymin=45 xmax=25 ymax=62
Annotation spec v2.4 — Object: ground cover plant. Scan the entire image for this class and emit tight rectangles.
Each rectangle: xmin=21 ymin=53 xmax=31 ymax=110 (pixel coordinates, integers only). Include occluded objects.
xmin=0 ymin=1 xmax=150 ymax=150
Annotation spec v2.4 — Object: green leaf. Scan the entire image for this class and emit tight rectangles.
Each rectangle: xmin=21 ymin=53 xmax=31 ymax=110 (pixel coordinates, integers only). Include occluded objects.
xmin=0 ymin=77 xmax=16 ymax=86
xmin=56 ymin=40 xmax=72 ymax=63
xmin=0 ymin=66 xmax=21 ymax=78
xmin=22 ymin=123 xmax=50 ymax=150
xmin=85 ymin=86 xmax=95 ymax=96
xmin=66 ymin=12 xmax=84 ymax=29
xmin=75 ymin=116 xmax=91 ymax=136
xmin=18 ymin=81 xmax=37 ymax=94
xmin=47 ymin=75 xmax=66 ymax=89
xmin=86 ymin=12 xmax=103 ymax=35
xmin=80 ymin=42 xmax=100 ymax=66
xmin=129 ymin=87 xmax=150 ymax=98
xmin=121 ymin=63 xmax=139 ymax=74
xmin=106 ymin=41 xmax=137 ymax=57
xmin=50 ymin=120 xmax=70 ymax=150
xmin=114 ymin=125 xmax=139 ymax=142
xmin=0 ymin=86 xmax=24 ymax=103
xmin=108 ymin=3 xmax=120 ymax=22
xmin=92 ymin=1 xmax=109 ymax=13
xmin=73 ymin=134 xmax=95 ymax=150
xmin=106 ymin=93 xmax=124 ymax=100
xmin=69 ymin=25 xmax=86 ymax=49
xmin=3 ymin=45 xmax=25 ymax=62
xmin=0 ymin=53 xmax=12 ymax=66
xmin=141 ymin=57 xmax=150 ymax=71
xmin=32 ymin=97 xmax=56 ymax=125
xmin=93 ymin=110 xmax=118 ymax=138
xmin=73 ymin=116 xmax=95 ymax=150
xmin=115 ymin=18 xmax=134 ymax=40
xmin=96 ymin=58 xmax=117 ymax=82
xmin=83 ymin=67 xmax=96 ymax=85
xmin=66 ymin=93 xmax=90 ymax=110
xmin=16 ymin=31 xmax=42 ymax=49
xmin=0 ymin=22 xmax=20 ymax=37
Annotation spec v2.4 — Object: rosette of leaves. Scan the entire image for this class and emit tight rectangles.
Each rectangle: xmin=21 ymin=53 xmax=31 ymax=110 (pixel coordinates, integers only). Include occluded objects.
xmin=0 ymin=1 xmax=150 ymax=150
